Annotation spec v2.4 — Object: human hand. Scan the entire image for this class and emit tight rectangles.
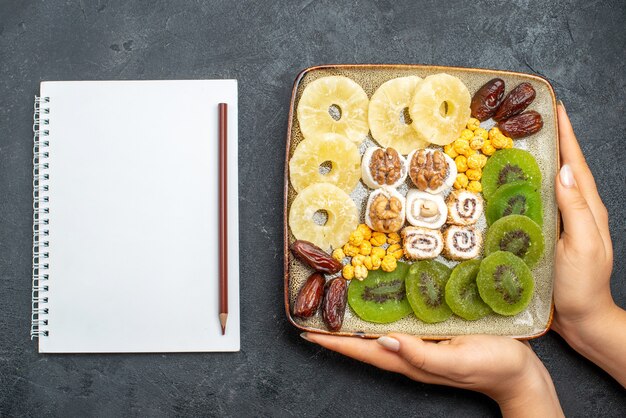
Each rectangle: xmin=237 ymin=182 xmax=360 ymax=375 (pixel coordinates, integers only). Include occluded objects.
xmin=551 ymin=103 xmax=626 ymax=387
xmin=551 ymin=103 xmax=615 ymax=342
xmin=303 ymin=332 xmax=563 ymax=417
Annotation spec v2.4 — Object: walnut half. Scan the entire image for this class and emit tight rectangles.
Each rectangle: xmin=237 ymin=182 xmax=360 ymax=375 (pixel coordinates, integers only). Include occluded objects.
xmin=409 ymin=149 xmax=448 ymax=191
xmin=369 ymin=194 xmax=404 ymax=232
xmin=369 ymin=148 xmax=403 ymax=186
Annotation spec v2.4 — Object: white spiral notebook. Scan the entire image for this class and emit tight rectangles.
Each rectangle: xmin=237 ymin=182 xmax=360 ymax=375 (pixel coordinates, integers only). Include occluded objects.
xmin=31 ymin=80 xmax=240 ymax=353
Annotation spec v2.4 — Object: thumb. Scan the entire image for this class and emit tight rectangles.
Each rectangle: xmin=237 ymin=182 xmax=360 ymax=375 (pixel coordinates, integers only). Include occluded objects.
xmin=382 ymin=333 xmax=460 ymax=376
xmin=556 ymin=164 xmax=601 ymax=243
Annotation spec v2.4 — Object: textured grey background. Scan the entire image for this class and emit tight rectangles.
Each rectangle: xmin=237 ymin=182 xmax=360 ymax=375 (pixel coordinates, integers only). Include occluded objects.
xmin=1 ymin=0 xmax=625 ymax=416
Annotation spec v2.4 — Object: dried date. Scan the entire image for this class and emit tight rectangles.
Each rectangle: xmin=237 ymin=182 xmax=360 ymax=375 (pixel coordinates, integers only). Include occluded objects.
xmin=497 ymin=111 xmax=543 ymax=138
xmin=322 ymin=278 xmax=348 ymax=332
xmin=290 ymin=240 xmax=342 ymax=274
xmin=470 ymin=78 xmax=505 ymax=121
xmin=493 ymin=82 xmax=536 ymax=121
xmin=293 ymin=272 xmax=325 ymax=318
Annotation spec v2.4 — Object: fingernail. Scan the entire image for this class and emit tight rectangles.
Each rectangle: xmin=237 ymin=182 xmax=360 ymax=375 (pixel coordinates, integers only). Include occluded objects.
xmin=558 ymin=99 xmax=566 ymax=111
xmin=560 ymin=164 xmax=576 ymax=188
xmin=377 ymin=336 xmax=400 ymax=352
xmin=300 ymin=332 xmax=313 ymax=342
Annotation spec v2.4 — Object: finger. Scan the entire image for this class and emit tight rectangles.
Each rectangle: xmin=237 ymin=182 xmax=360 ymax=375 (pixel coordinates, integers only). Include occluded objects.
xmin=557 ymin=104 xmax=587 ymax=167
xmin=557 ymin=104 xmax=611 ymax=242
xmin=303 ymin=333 xmax=448 ymax=385
xmin=555 ymin=164 xmax=604 ymax=250
xmin=303 ymin=333 xmax=410 ymax=374
xmin=388 ymin=333 xmax=464 ymax=377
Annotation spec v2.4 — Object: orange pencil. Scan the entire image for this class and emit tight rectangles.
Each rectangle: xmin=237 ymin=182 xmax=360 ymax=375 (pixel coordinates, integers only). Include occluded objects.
xmin=218 ymin=103 xmax=228 ymax=335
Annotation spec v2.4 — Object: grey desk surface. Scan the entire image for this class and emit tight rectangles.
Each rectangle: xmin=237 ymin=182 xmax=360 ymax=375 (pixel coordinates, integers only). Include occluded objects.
xmin=1 ymin=0 xmax=625 ymax=416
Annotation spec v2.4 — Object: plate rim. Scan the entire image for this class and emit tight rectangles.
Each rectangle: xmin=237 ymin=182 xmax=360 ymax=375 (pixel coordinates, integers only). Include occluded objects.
xmin=283 ymin=63 xmax=560 ymax=340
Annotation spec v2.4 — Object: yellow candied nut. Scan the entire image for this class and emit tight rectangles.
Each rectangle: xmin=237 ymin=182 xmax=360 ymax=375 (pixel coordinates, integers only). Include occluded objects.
xmin=466 ymin=118 xmax=480 ymax=131
xmin=351 ymin=254 xmax=365 ymax=266
xmin=359 ymin=240 xmax=372 ymax=256
xmin=454 ymin=173 xmax=469 ymax=190
xmin=363 ymin=255 xmax=382 ymax=271
xmin=354 ymin=265 xmax=368 ymax=280
xmin=467 ymin=180 xmax=482 ymax=193
xmin=481 ymin=139 xmax=496 ymax=156
xmin=504 ymin=136 xmax=514 ymax=149
xmin=474 ymin=128 xmax=488 ymax=140
xmin=387 ymin=244 xmax=403 ymax=259
xmin=342 ymin=264 xmax=355 ymax=280
xmin=444 ymin=143 xmax=458 ymax=159
xmin=356 ymin=223 xmax=372 ymax=241
xmin=371 ymin=246 xmax=386 ymax=260
xmin=469 ymin=136 xmax=485 ymax=150
xmin=363 ymin=255 xmax=373 ymax=270
xmin=453 ymin=139 xmax=471 ymax=156
xmin=460 ymin=129 xmax=474 ymax=142
xmin=370 ymin=254 xmax=382 ymax=270
xmin=348 ymin=230 xmax=363 ymax=246
xmin=491 ymin=134 xmax=508 ymax=149
xmin=466 ymin=168 xmax=482 ymax=181
xmin=488 ymin=127 xmax=502 ymax=142
xmin=381 ymin=255 xmax=397 ymax=272
xmin=455 ymin=155 xmax=468 ymax=173
xmin=343 ymin=243 xmax=360 ymax=257
xmin=332 ymin=248 xmax=346 ymax=261
xmin=370 ymin=231 xmax=387 ymax=247
xmin=387 ymin=232 xmax=401 ymax=245
xmin=467 ymin=153 xmax=484 ymax=170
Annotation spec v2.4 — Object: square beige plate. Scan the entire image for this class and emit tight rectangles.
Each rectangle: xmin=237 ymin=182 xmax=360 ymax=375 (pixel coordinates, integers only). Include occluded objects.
xmin=284 ymin=64 xmax=559 ymax=340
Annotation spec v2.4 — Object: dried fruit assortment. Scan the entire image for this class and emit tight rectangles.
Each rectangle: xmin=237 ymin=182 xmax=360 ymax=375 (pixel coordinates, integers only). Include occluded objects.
xmin=470 ymin=78 xmax=505 ymax=121
xmin=293 ymin=273 xmax=326 ymax=318
xmin=347 ymin=262 xmax=413 ymax=323
xmin=297 ymin=76 xmax=369 ymax=144
xmin=493 ymin=82 xmax=536 ymax=121
xmin=288 ymin=183 xmax=359 ymax=250
xmin=368 ymin=76 xmax=427 ymax=154
xmin=289 ymin=133 xmax=361 ymax=193
xmin=290 ymin=240 xmax=342 ymax=274
xmin=288 ymin=72 xmax=547 ymax=332
xmin=409 ymin=73 xmax=471 ymax=146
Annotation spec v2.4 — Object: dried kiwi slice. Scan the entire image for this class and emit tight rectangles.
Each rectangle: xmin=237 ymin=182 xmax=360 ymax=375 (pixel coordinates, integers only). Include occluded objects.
xmin=486 ymin=181 xmax=543 ymax=226
xmin=348 ymin=262 xmax=412 ymax=323
xmin=445 ymin=260 xmax=492 ymax=320
xmin=405 ymin=260 xmax=452 ymax=323
xmin=482 ymin=149 xmax=542 ymax=200
xmin=485 ymin=215 xmax=545 ymax=267
xmin=477 ymin=251 xmax=534 ymax=316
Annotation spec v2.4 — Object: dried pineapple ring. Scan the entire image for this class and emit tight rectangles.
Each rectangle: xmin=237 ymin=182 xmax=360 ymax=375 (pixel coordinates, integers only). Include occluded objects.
xmin=409 ymin=73 xmax=471 ymax=146
xmin=368 ymin=76 xmax=428 ymax=155
xmin=289 ymin=183 xmax=359 ymax=251
xmin=289 ymin=133 xmax=361 ymax=193
xmin=297 ymin=76 xmax=369 ymax=145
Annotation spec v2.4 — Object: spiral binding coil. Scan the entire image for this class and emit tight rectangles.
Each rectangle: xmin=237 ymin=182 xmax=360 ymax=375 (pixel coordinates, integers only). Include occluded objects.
xmin=31 ymin=96 xmax=50 ymax=339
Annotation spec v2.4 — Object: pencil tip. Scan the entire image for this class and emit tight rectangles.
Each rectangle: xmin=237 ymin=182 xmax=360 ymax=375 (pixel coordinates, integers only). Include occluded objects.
xmin=219 ymin=313 xmax=228 ymax=335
